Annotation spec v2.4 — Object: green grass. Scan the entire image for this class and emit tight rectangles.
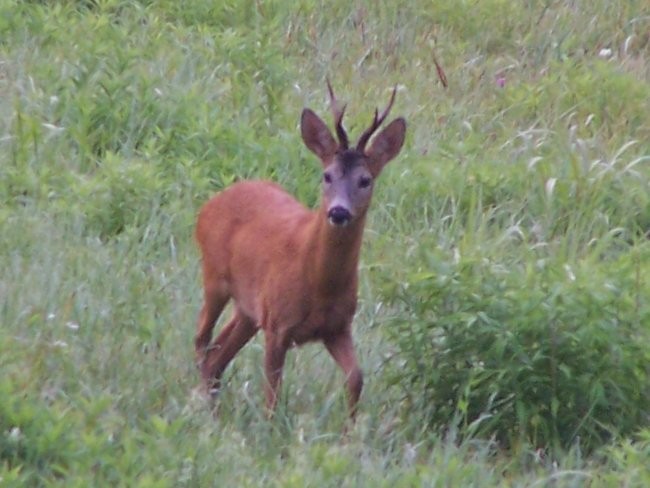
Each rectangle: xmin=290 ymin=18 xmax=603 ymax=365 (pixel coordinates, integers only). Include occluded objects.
xmin=1 ymin=0 xmax=650 ymax=485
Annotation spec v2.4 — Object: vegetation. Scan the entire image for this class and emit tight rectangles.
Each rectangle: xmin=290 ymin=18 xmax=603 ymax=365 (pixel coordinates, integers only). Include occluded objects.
xmin=1 ymin=0 xmax=649 ymax=485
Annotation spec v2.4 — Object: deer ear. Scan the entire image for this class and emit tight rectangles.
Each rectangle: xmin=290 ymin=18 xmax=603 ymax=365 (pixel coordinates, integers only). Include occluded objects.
xmin=301 ymin=109 xmax=337 ymax=163
xmin=366 ymin=118 xmax=406 ymax=176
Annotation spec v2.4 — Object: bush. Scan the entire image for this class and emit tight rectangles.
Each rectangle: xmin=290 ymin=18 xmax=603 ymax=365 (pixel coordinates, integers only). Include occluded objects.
xmin=0 ymin=376 xmax=74 ymax=481
xmin=382 ymin=245 xmax=650 ymax=453
xmin=76 ymin=153 xmax=166 ymax=239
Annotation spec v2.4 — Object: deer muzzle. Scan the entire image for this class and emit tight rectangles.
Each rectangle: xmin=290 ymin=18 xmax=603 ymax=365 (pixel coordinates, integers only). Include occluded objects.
xmin=327 ymin=206 xmax=351 ymax=227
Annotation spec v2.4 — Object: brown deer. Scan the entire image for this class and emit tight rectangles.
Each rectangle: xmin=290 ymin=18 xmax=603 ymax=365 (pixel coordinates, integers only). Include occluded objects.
xmin=194 ymin=82 xmax=406 ymax=420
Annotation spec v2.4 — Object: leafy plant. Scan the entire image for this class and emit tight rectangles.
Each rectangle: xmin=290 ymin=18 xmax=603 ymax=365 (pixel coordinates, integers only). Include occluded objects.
xmin=382 ymin=245 xmax=650 ymax=453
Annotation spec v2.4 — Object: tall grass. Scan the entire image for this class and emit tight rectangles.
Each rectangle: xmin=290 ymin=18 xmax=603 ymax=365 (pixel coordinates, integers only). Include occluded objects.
xmin=1 ymin=0 xmax=649 ymax=485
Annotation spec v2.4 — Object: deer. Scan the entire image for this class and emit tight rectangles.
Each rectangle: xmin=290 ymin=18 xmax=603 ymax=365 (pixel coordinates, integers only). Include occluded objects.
xmin=194 ymin=82 xmax=406 ymax=421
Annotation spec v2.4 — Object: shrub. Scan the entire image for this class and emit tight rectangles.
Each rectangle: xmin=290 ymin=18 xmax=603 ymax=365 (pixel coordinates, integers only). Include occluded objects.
xmin=382 ymin=245 xmax=650 ymax=453
xmin=0 ymin=376 xmax=74 ymax=481
xmin=76 ymin=153 xmax=166 ymax=239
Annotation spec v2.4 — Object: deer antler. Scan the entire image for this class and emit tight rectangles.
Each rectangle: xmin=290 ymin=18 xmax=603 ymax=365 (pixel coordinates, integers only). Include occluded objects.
xmin=326 ymin=79 xmax=349 ymax=150
xmin=356 ymin=86 xmax=397 ymax=153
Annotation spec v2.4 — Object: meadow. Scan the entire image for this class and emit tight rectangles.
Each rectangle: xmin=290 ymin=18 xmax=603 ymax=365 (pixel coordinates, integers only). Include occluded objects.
xmin=1 ymin=0 xmax=649 ymax=485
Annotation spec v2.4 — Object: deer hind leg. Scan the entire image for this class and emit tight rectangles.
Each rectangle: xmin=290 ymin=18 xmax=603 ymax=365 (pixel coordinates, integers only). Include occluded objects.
xmin=201 ymin=310 xmax=258 ymax=394
xmin=324 ymin=331 xmax=363 ymax=420
xmin=194 ymin=281 xmax=229 ymax=367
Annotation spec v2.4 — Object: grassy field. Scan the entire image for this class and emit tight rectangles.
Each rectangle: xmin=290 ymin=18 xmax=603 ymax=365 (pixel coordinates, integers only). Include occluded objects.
xmin=1 ymin=0 xmax=649 ymax=485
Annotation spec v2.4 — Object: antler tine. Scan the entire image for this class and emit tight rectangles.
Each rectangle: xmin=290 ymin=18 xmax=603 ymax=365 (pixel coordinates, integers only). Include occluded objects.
xmin=326 ymin=78 xmax=349 ymax=149
xmin=356 ymin=85 xmax=397 ymax=152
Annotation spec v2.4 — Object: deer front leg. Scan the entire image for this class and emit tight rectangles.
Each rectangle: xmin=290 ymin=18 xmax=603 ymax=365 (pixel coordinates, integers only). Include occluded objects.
xmin=324 ymin=330 xmax=363 ymax=420
xmin=263 ymin=333 xmax=288 ymax=414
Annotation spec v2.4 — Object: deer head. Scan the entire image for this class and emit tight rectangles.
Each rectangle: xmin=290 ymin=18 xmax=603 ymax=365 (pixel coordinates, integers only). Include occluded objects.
xmin=300 ymin=82 xmax=406 ymax=227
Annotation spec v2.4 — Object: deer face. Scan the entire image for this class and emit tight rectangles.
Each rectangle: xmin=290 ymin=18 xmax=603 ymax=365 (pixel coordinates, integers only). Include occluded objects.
xmin=322 ymin=150 xmax=374 ymax=227
xmin=300 ymin=83 xmax=406 ymax=228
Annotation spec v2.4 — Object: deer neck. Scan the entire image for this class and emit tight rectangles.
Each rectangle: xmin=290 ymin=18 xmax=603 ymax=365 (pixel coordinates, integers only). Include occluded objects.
xmin=307 ymin=207 xmax=367 ymax=296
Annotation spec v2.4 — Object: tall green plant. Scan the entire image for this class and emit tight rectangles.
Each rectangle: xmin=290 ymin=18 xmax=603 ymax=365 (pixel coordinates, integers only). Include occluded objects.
xmin=383 ymin=246 xmax=650 ymax=452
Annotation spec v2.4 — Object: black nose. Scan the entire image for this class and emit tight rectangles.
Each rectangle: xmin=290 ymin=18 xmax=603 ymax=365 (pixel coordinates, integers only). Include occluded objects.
xmin=327 ymin=206 xmax=351 ymax=226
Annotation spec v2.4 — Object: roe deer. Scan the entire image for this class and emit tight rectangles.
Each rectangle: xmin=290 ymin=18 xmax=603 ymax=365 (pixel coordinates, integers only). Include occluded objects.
xmin=194 ymin=82 xmax=406 ymax=420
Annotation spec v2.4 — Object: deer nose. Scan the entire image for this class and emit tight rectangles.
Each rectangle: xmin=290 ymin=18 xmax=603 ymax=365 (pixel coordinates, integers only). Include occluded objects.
xmin=327 ymin=206 xmax=351 ymax=226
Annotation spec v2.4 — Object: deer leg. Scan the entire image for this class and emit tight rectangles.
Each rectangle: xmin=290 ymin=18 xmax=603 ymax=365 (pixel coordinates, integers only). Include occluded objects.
xmin=324 ymin=331 xmax=363 ymax=420
xmin=194 ymin=283 xmax=229 ymax=366
xmin=263 ymin=333 xmax=288 ymax=414
xmin=201 ymin=311 xmax=258 ymax=393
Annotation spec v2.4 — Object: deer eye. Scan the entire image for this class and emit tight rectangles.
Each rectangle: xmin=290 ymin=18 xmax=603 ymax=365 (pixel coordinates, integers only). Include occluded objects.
xmin=358 ymin=176 xmax=372 ymax=189
xmin=323 ymin=172 xmax=332 ymax=184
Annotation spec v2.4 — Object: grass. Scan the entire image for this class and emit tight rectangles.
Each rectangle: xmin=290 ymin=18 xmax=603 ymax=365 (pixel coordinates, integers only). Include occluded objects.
xmin=1 ymin=0 xmax=649 ymax=485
